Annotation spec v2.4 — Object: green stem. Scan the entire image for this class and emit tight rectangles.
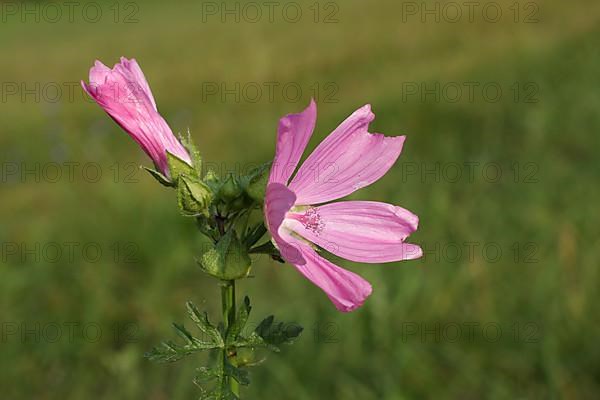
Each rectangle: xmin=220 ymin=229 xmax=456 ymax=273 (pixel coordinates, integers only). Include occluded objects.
xmin=221 ymin=280 xmax=240 ymax=397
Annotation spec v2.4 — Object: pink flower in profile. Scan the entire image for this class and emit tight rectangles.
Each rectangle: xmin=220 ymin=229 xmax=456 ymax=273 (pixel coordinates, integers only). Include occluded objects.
xmin=82 ymin=57 xmax=191 ymax=178
xmin=265 ymin=100 xmax=422 ymax=312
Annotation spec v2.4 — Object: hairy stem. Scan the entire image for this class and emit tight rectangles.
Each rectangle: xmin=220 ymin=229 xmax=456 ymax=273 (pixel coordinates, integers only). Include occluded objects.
xmin=221 ymin=279 xmax=239 ymax=397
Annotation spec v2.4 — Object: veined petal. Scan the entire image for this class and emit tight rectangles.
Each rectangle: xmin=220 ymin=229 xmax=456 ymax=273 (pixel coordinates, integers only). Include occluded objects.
xmin=88 ymin=60 xmax=111 ymax=87
xmin=280 ymin=231 xmax=372 ymax=312
xmin=289 ymin=105 xmax=405 ymax=205
xmin=82 ymin=57 xmax=191 ymax=177
xmin=265 ymin=183 xmax=371 ymax=311
xmin=85 ymin=59 xmax=153 ymax=110
xmin=269 ymin=99 xmax=317 ymax=185
xmin=286 ymin=201 xmax=423 ymax=263
xmin=264 ymin=183 xmax=303 ymax=263
xmin=115 ymin=57 xmax=157 ymax=110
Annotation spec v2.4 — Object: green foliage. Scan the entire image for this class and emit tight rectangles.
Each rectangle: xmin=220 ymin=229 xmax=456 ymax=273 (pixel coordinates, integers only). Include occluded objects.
xmin=147 ymin=297 xmax=302 ymax=399
xmin=186 ymin=302 xmax=224 ymax=348
xmin=177 ymin=176 xmax=213 ymax=217
xmin=254 ymin=316 xmax=303 ymax=348
xmin=199 ymin=230 xmax=251 ymax=280
xmin=142 ymin=166 xmax=175 ymax=187
xmin=241 ymin=163 xmax=271 ymax=205
xmin=146 ymin=303 xmax=223 ymax=363
xmin=180 ymin=130 xmax=203 ymax=174
xmin=219 ymin=175 xmax=243 ymax=203
xmin=167 ymin=151 xmax=197 ymax=182
xmin=243 ymin=224 xmax=267 ymax=248
xmin=226 ymin=297 xmax=251 ymax=343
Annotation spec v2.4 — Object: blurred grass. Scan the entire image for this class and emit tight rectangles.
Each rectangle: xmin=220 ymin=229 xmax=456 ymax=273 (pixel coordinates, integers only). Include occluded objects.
xmin=1 ymin=0 xmax=600 ymax=399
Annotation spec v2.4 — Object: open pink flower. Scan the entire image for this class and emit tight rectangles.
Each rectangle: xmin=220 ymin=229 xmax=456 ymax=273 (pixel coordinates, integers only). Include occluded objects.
xmin=82 ymin=57 xmax=191 ymax=178
xmin=265 ymin=100 xmax=422 ymax=312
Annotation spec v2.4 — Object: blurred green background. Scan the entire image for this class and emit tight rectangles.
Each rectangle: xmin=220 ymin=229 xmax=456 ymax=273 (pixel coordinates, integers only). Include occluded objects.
xmin=1 ymin=0 xmax=599 ymax=398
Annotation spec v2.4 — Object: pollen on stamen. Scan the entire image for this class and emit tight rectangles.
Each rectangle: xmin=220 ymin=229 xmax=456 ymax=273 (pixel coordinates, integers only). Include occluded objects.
xmin=301 ymin=207 xmax=324 ymax=234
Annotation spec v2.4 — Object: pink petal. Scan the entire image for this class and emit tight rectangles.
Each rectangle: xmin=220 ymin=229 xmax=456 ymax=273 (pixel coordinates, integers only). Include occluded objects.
xmin=88 ymin=60 xmax=111 ymax=87
xmin=269 ymin=100 xmax=316 ymax=185
xmin=288 ymin=105 xmax=405 ymax=205
xmin=265 ymin=183 xmax=373 ymax=311
xmin=264 ymin=183 xmax=303 ymax=263
xmin=82 ymin=58 xmax=190 ymax=176
xmin=286 ymin=201 xmax=423 ymax=263
xmin=280 ymin=231 xmax=373 ymax=312
xmin=115 ymin=57 xmax=157 ymax=110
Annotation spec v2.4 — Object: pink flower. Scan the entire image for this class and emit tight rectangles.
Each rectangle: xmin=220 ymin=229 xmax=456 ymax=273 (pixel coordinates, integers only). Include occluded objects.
xmin=82 ymin=57 xmax=191 ymax=178
xmin=265 ymin=100 xmax=422 ymax=312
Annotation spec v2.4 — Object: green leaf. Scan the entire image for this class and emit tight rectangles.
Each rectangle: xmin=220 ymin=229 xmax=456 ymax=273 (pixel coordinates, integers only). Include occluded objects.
xmin=248 ymin=239 xmax=280 ymax=256
xmin=142 ymin=166 xmax=174 ymax=187
xmin=194 ymin=367 xmax=220 ymax=385
xmin=226 ymin=296 xmax=251 ymax=343
xmin=145 ymin=340 xmax=198 ymax=363
xmin=234 ymin=332 xmax=280 ymax=353
xmin=244 ymin=223 xmax=267 ymax=248
xmin=249 ymin=240 xmax=285 ymax=264
xmin=172 ymin=322 xmax=195 ymax=344
xmin=255 ymin=315 xmax=303 ymax=347
xmin=186 ymin=302 xmax=224 ymax=347
xmin=145 ymin=319 xmax=223 ymax=364
xmin=167 ymin=150 xmax=195 ymax=181
xmin=199 ymin=230 xmax=251 ymax=280
xmin=241 ymin=162 xmax=270 ymax=204
xmin=224 ymin=362 xmax=250 ymax=386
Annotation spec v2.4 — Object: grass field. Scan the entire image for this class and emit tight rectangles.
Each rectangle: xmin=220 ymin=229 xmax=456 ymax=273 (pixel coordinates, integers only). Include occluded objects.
xmin=1 ymin=0 xmax=600 ymax=398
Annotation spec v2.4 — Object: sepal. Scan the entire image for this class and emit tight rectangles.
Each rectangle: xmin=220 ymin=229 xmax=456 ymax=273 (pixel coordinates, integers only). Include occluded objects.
xmin=142 ymin=166 xmax=174 ymax=187
xmin=199 ymin=230 xmax=251 ymax=280
xmin=177 ymin=176 xmax=213 ymax=217
xmin=179 ymin=130 xmax=203 ymax=175
xmin=167 ymin=151 xmax=196 ymax=181
xmin=241 ymin=162 xmax=270 ymax=205
xmin=219 ymin=174 xmax=243 ymax=203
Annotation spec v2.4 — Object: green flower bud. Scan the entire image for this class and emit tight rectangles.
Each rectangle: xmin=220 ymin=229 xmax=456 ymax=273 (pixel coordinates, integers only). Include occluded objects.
xmin=177 ymin=176 xmax=213 ymax=217
xmin=199 ymin=230 xmax=251 ymax=280
xmin=219 ymin=174 xmax=243 ymax=202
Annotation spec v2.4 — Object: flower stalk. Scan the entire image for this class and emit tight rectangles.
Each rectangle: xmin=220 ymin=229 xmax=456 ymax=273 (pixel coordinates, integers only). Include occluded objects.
xmin=221 ymin=279 xmax=239 ymax=397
